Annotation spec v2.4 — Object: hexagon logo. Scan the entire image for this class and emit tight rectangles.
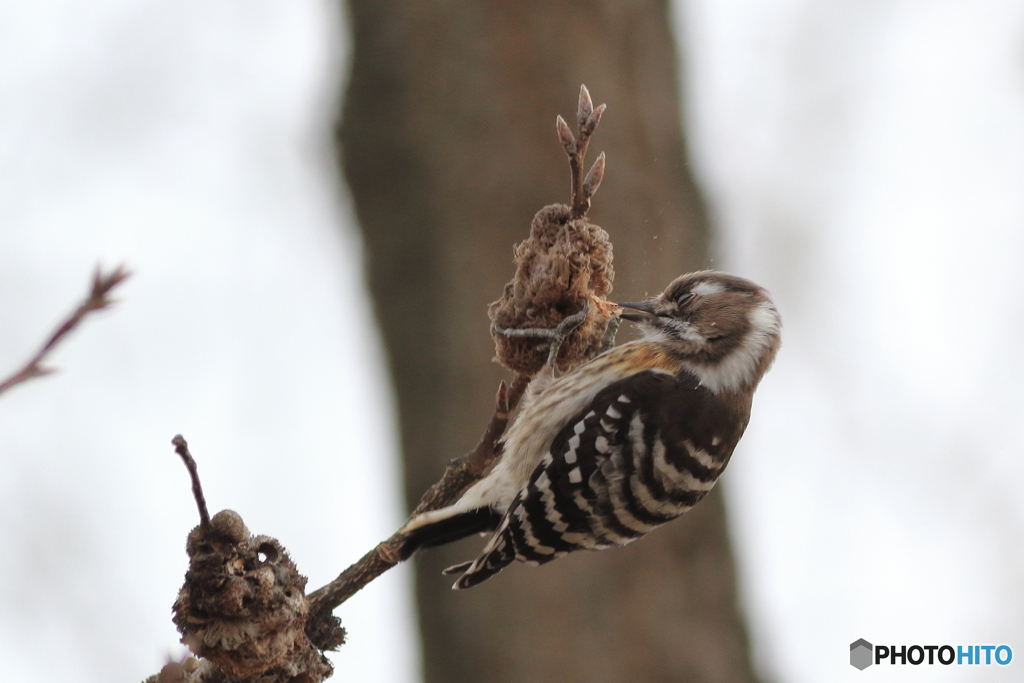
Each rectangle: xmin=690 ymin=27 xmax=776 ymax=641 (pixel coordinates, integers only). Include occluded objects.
xmin=850 ymin=639 xmax=873 ymax=670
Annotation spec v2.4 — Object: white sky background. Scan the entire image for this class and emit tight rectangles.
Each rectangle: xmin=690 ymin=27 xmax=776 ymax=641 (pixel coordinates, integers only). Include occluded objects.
xmin=3 ymin=1 xmax=1024 ymax=683
xmin=677 ymin=0 xmax=1024 ymax=681
xmin=0 ymin=1 xmax=419 ymax=682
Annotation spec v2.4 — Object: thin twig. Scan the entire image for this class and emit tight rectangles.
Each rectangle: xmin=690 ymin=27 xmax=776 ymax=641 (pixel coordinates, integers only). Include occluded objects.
xmin=173 ymin=435 xmax=211 ymax=528
xmin=0 ymin=265 xmax=131 ymax=397
xmin=560 ymin=84 xmax=606 ymax=219
xmin=306 ymin=373 xmax=530 ymax=616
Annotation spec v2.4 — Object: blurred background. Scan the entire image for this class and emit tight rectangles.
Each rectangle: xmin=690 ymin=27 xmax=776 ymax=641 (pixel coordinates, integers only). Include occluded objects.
xmin=1 ymin=1 xmax=1022 ymax=682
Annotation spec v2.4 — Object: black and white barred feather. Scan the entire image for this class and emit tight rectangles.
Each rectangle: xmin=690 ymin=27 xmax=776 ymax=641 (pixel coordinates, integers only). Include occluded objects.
xmin=451 ymin=368 xmax=748 ymax=588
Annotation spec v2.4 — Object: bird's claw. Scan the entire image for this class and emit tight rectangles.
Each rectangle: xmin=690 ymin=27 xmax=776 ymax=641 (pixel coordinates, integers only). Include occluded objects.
xmin=493 ymin=300 xmax=590 ymax=374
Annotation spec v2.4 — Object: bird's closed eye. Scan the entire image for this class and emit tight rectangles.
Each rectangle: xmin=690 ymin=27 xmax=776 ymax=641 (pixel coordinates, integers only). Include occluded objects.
xmin=669 ymin=292 xmax=695 ymax=312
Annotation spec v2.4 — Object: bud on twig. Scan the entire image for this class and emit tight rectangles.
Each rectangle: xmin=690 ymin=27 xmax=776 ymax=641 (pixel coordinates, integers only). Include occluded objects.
xmin=577 ymin=84 xmax=594 ymax=130
xmin=556 ymin=115 xmax=576 ymax=155
xmin=583 ymin=152 xmax=606 ymax=199
xmin=581 ymin=103 xmax=606 ymax=140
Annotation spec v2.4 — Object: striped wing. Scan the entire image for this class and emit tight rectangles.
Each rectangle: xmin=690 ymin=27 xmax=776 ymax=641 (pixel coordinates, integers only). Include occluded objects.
xmin=452 ymin=369 xmax=749 ymax=589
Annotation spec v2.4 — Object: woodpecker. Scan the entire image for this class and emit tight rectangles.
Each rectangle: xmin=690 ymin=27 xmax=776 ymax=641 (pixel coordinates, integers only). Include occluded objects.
xmin=400 ymin=270 xmax=781 ymax=589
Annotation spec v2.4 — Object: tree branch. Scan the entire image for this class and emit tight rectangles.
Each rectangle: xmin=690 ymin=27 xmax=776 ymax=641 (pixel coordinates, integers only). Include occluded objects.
xmin=157 ymin=375 xmax=531 ymax=683
xmin=560 ymin=84 xmax=606 ymax=219
xmin=0 ymin=265 xmax=130 ymax=397
xmin=172 ymin=435 xmax=211 ymax=528
xmin=306 ymin=373 xmax=529 ymax=616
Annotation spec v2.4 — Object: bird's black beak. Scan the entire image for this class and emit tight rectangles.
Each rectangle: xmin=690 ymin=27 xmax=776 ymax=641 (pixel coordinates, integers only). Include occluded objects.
xmin=616 ymin=301 xmax=658 ymax=322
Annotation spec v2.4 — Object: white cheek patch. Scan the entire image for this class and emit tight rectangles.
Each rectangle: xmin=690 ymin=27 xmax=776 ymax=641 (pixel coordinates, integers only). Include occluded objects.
xmin=642 ymin=320 xmax=704 ymax=345
xmin=685 ymin=300 xmax=781 ymax=394
xmin=667 ymin=319 xmax=704 ymax=342
xmin=692 ymin=281 xmax=726 ymax=296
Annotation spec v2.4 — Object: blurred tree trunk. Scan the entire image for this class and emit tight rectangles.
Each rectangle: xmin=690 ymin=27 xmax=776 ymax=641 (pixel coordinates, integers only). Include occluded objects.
xmin=338 ymin=2 xmax=759 ymax=682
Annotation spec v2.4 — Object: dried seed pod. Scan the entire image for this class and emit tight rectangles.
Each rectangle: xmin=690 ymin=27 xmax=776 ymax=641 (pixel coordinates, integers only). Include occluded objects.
xmin=488 ymin=204 xmax=616 ymax=375
xmin=171 ymin=509 xmax=338 ymax=682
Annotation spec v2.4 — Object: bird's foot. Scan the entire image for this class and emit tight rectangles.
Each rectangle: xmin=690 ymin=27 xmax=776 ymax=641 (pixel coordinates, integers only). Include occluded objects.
xmin=493 ymin=300 xmax=590 ymax=374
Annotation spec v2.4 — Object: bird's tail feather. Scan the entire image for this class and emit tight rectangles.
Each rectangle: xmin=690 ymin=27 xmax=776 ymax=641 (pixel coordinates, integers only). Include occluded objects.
xmin=398 ymin=507 xmax=501 ymax=561
xmin=450 ymin=522 xmax=516 ymax=589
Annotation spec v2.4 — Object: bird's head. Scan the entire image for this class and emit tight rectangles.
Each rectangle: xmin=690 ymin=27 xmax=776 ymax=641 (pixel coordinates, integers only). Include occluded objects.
xmin=617 ymin=271 xmax=781 ymax=392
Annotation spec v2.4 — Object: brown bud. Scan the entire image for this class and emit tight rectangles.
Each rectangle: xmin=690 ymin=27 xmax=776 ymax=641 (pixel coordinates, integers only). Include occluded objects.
xmin=583 ymin=152 xmax=606 ymax=199
xmin=582 ymin=103 xmax=606 ymax=139
xmin=577 ymin=84 xmax=594 ymax=130
xmin=556 ymin=115 xmax=576 ymax=155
